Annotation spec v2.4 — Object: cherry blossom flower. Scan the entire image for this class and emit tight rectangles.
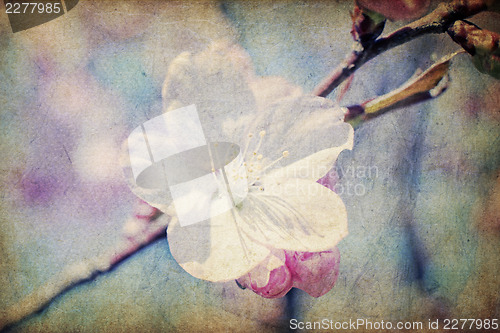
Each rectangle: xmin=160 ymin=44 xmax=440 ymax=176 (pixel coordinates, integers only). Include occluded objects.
xmin=123 ymin=41 xmax=354 ymax=284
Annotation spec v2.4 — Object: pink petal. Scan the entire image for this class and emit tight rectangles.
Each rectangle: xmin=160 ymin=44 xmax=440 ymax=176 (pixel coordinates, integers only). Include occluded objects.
xmin=317 ymin=166 xmax=339 ymax=192
xmin=286 ymin=247 xmax=341 ymax=297
xmin=237 ymin=254 xmax=293 ymax=299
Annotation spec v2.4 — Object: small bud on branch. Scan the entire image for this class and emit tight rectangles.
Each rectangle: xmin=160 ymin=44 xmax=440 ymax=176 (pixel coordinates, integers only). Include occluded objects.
xmin=448 ymin=20 xmax=500 ymax=79
xmin=351 ymin=5 xmax=386 ymax=47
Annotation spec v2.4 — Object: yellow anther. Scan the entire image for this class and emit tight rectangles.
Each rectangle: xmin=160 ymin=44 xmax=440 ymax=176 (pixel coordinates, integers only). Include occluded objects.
xmin=259 ymin=130 xmax=266 ymax=137
xmin=282 ymin=151 xmax=289 ymax=158
xmin=257 ymin=154 xmax=263 ymax=160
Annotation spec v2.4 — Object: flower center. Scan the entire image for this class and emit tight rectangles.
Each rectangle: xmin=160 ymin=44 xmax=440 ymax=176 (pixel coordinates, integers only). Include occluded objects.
xmin=240 ymin=130 xmax=289 ymax=189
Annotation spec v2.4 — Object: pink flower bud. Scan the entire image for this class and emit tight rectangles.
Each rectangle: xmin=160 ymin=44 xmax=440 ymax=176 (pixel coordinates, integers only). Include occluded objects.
xmin=286 ymin=248 xmax=341 ymax=297
xmin=237 ymin=247 xmax=341 ymax=298
xmin=351 ymin=5 xmax=386 ymax=46
xmin=236 ymin=251 xmax=293 ymax=299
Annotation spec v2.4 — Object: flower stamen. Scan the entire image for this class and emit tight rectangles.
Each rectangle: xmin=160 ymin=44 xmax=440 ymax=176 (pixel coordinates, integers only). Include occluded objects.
xmin=259 ymin=151 xmax=289 ymax=173
xmin=248 ymin=151 xmax=290 ymax=186
xmin=242 ymin=133 xmax=254 ymax=159
xmin=249 ymin=130 xmax=266 ymax=163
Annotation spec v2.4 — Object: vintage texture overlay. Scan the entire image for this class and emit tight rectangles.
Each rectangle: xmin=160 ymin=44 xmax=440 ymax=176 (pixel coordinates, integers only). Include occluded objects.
xmin=0 ymin=1 xmax=499 ymax=332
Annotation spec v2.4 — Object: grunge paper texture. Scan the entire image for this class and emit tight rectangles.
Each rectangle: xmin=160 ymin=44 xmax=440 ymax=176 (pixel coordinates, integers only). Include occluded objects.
xmin=0 ymin=1 xmax=499 ymax=332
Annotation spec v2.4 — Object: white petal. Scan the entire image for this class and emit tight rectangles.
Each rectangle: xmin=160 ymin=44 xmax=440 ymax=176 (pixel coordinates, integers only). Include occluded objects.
xmin=167 ymin=210 xmax=271 ymax=282
xmin=248 ymin=76 xmax=303 ymax=111
xmin=243 ymin=95 xmax=353 ymax=166
xmin=161 ymin=41 xmax=258 ymax=144
xmin=266 ymin=124 xmax=354 ymax=181
xmin=237 ymin=178 xmax=349 ymax=252
xmin=251 ymin=251 xmax=286 ymax=288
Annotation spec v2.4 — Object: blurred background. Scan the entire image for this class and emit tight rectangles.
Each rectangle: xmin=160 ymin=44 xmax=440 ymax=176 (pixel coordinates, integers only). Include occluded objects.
xmin=0 ymin=0 xmax=499 ymax=332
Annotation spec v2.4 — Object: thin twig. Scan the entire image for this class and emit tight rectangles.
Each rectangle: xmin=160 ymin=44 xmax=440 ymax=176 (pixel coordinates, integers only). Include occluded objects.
xmin=343 ymin=51 xmax=462 ymax=127
xmin=0 ymin=204 xmax=169 ymax=332
xmin=312 ymin=0 xmax=491 ymax=97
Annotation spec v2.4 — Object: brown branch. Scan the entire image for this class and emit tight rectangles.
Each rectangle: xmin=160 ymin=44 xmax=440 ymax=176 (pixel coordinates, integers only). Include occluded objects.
xmin=0 ymin=204 xmax=170 ymax=332
xmin=447 ymin=19 xmax=500 ymax=55
xmin=312 ymin=0 xmax=492 ymax=97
